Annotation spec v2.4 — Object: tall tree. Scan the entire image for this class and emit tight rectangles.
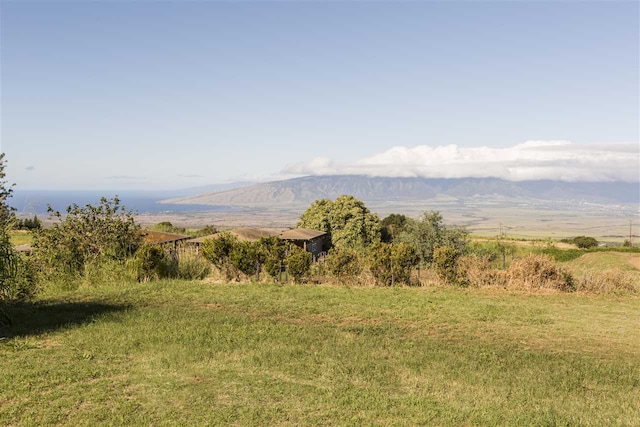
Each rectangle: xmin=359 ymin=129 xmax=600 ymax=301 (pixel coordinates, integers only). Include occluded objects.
xmin=399 ymin=210 xmax=468 ymax=264
xmin=298 ymin=195 xmax=381 ymax=250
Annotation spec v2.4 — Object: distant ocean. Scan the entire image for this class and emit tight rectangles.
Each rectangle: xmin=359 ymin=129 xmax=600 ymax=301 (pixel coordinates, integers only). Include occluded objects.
xmin=10 ymin=190 xmax=231 ymax=216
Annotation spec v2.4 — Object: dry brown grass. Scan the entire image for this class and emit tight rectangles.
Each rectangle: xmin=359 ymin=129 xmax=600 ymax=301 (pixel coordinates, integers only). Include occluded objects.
xmin=575 ymin=269 xmax=640 ymax=293
xmin=506 ymin=254 xmax=575 ymax=291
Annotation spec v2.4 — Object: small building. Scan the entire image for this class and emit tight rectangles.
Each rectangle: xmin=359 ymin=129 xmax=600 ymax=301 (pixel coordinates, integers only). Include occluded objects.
xmin=140 ymin=230 xmax=191 ymax=250
xmin=279 ymin=228 xmax=330 ymax=259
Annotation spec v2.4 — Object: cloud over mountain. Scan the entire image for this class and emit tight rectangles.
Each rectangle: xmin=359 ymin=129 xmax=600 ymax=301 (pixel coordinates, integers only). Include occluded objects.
xmin=283 ymin=141 xmax=639 ymax=182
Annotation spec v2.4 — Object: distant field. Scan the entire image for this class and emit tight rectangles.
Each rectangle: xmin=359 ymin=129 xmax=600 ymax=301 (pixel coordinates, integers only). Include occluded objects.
xmin=134 ymin=200 xmax=638 ymax=244
xmin=8 ymin=230 xmax=32 ymax=246
xmin=2 ymin=282 xmax=639 ymax=425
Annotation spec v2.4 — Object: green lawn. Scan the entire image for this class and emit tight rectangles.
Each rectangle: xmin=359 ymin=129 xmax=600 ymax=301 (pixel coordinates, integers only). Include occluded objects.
xmin=2 ymin=281 xmax=639 ymax=425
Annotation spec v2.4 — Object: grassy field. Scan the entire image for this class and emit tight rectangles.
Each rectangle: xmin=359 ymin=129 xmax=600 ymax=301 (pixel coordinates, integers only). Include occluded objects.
xmin=2 ymin=281 xmax=639 ymax=425
xmin=8 ymin=230 xmax=32 ymax=246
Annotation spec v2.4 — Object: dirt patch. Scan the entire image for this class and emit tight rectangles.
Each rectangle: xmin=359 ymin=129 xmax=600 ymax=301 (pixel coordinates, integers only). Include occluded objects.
xmin=628 ymin=254 xmax=640 ymax=269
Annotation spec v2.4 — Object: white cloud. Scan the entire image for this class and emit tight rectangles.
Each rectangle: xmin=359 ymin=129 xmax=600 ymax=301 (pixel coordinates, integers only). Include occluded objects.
xmin=283 ymin=141 xmax=640 ymax=182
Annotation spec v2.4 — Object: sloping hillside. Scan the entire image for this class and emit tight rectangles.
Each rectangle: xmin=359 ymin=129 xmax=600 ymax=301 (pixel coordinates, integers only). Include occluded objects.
xmin=163 ymin=176 xmax=639 ymax=206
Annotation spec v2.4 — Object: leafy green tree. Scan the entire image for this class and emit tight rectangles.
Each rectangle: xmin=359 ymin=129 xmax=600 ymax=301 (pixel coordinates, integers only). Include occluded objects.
xmin=381 ymin=213 xmax=409 ymax=243
xmin=572 ymin=236 xmax=598 ymax=249
xmin=399 ymin=210 xmax=468 ymax=264
xmin=15 ymin=215 xmax=42 ymax=231
xmin=298 ymin=195 xmax=381 ymax=250
xmin=32 ymin=197 xmax=141 ymax=281
xmin=298 ymin=199 xmax=333 ymax=234
xmin=0 ymin=154 xmax=37 ymax=301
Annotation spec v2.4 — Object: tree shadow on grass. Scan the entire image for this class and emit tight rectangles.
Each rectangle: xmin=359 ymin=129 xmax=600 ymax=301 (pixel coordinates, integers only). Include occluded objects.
xmin=0 ymin=300 xmax=130 ymax=339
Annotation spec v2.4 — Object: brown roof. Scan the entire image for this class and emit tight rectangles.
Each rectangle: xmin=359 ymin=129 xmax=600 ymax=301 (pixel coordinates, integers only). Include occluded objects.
xmin=279 ymin=228 xmax=327 ymax=241
xmin=188 ymin=228 xmax=276 ymax=244
xmin=141 ymin=230 xmax=191 ymax=245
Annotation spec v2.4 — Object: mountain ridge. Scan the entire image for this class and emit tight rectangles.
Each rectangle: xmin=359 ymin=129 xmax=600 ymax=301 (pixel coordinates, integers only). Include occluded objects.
xmin=162 ymin=176 xmax=640 ymax=206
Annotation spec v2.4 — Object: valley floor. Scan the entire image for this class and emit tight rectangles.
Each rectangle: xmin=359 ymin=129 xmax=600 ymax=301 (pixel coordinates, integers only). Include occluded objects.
xmin=2 ymin=281 xmax=639 ymax=425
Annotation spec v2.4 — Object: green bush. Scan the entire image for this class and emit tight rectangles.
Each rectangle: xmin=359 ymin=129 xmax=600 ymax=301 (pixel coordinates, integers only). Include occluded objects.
xmin=572 ymin=236 xmax=598 ymax=249
xmin=325 ymin=247 xmax=363 ymax=279
xmin=562 ymin=236 xmax=599 ymax=249
xmin=286 ymin=246 xmax=312 ymax=283
xmin=229 ymin=241 xmax=262 ymax=278
xmin=258 ymin=236 xmax=288 ymax=280
xmin=433 ymin=246 xmax=462 ymax=285
xmin=0 ymin=252 xmax=37 ymax=301
xmin=0 ymin=153 xmax=37 ymax=301
xmin=368 ymin=242 xmax=419 ymax=286
xmin=201 ymin=232 xmax=238 ymax=270
xmin=177 ymin=253 xmax=211 ymax=280
xmin=32 ymin=197 xmax=141 ymax=282
xmin=129 ymin=244 xmax=177 ymax=282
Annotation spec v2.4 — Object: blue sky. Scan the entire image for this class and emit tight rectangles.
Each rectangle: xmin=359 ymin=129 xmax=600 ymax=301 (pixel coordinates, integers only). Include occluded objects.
xmin=1 ymin=1 xmax=638 ymax=190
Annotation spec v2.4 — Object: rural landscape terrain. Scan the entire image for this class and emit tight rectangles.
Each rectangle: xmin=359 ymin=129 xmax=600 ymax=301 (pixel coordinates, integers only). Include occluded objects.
xmin=2 ymin=1 xmax=639 ymax=425
xmin=3 ymin=162 xmax=640 ymax=425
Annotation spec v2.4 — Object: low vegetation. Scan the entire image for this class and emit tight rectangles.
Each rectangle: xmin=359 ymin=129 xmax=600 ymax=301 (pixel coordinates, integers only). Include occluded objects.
xmin=1 ymin=281 xmax=639 ymax=425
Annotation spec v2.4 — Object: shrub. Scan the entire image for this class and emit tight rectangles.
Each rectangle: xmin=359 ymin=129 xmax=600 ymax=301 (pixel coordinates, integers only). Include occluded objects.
xmin=129 ymin=244 xmax=177 ymax=282
xmin=576 ymin=269 xmax=639 ymax=294
xmin=325 ymin=247 xmax=363 ymax=281
xmin=368 ymin=242 xmax=419 ymax=286
xmin=562 ymin=236 xmax=599 ymax=249
xmin=286 ymin=246 xmax=312 ymax=283
xmin=0 ymin=252 xmax=37 ymax=301
xmin=32 ymin=197 xmax=141 ymax=282
xmin=201 ymin=232 xmax=238 ymax=270
xmin=433 ymin=246 xmax=462 ymax=285
xmin=259 ymin=236 xmax=289 ymax=280
xmin=0 ymin=153 xmax=37 ymax=301
xmin=177 ymin=253 xmax=211 ymax=280
xmin=623 ymin=239 xmax=633 ymax=248
xmin=229 ymin=241 xmax=262 ymax=278
xmin=572 ymin=236 xmax=598 ymax=249
xmin=456 ymin=255 xmax=507 ymax=288
xmin=507 ymin=254 xmax=575 ymax=292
